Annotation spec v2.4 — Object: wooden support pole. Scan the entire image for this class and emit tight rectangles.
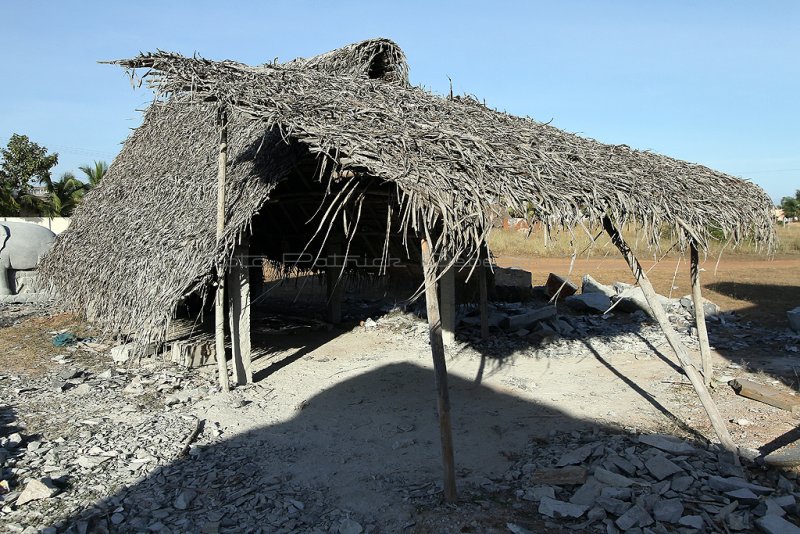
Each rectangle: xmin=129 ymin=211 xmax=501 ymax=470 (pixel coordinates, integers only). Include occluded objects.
xmin=689 ymin=241 xmax=713 ymax=386
xmin=326 ymin=238 xmax=344 ymax=324
xmin=214 ymin=115 xmax=229 ymax=392
xmin=421 ymin=238 xmax=458 ymax=503
xmin=602 ymin=217 xmax=736 ymax=453
xmin=478 ymin=245 xmax=489 ymax=340
xmin=228 ymin=243 xmax=252 ymax=385
xmin=441 ymin=264 xmax=456 ymax=346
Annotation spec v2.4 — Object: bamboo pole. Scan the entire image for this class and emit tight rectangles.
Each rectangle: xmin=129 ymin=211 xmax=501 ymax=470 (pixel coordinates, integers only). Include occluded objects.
xmin=228 ymin=243 xmax=252 ymax=385
xmin=421 ymin=237 xmax=458 ymax=503
xmin=602 ymin=216 xmax=736 ymax=452
xmin=689 ymin=241 xmax=713 ymax=386
xmin=478 ymin=245 xmax=489 ymax=340
xmin=326 ymin=238 xmax=344 ymax=324
xmin=215 ymin=116 xmax=229 ymax=392
xmin=440 ymin=264 xmax=456 ymax=346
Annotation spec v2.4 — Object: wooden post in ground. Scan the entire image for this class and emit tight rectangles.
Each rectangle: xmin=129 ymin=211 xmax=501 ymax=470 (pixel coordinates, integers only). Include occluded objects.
xmin=689 ymin=240 xmax=713 ymax=386
xmin=441 ymin=264 xmax=456 ymax=346
xmin=602 ymin=216 xmax=736 ymax=453
xmin=228 ymin=242 xmax=252 ymax=385
xmin=214 ymin=114 xmax=230 ymax=392
xmin=421 ymin=238 xmax=458 ymax=502
xmin=478 ymin=245 xmax=489 ymax=340
xmin=326 ymin=238 xmax=344 ymax=324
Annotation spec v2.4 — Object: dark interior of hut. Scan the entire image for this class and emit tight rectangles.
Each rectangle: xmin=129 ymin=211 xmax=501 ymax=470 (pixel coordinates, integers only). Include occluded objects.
xmin=174 ymin=141 xmax=490 ymax=375
xmin=248 ymin=149 xmax=425 ymax=314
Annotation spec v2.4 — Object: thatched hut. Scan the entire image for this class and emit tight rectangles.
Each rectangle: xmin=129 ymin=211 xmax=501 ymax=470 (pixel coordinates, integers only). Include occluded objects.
xmin=40 ymin=38 xmax=774 ymax=500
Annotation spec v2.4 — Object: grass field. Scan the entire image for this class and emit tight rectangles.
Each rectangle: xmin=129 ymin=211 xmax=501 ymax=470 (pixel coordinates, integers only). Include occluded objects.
xmin=490 ymin=223 xmax=800 ymax=329
xmin=488 ymin=222 xmax=800 ymax=258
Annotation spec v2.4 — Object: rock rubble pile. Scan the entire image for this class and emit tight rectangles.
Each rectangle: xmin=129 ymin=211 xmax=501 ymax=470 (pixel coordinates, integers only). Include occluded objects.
xmin=504 ymin=430 xmax=800 ymax=533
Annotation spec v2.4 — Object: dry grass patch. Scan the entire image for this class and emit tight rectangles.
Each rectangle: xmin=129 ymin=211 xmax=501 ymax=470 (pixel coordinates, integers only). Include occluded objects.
xmin=0 ymin=312 xmax=95 ymax=376
xmin=488 ymin=223 xmax=800 ymax=259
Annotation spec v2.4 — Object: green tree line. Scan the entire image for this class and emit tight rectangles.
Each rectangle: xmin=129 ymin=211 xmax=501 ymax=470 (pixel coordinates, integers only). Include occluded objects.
xmin=781 ymin=190 xmax=800 ymax=219
xmin=0 ymin=134 xmax=107 ymax=217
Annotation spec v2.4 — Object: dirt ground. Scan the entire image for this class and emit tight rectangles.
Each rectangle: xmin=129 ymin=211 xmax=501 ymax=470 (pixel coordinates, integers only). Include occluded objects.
xmin=189 ymin=281 xmax=800 ymax=531
xmin=2 ymin=254 xmax=800 ymax=532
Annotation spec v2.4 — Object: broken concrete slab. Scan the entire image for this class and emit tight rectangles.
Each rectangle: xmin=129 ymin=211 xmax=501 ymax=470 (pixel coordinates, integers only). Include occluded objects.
xmin=638 ymin=434 xmax=699 ymax=455
xmin=338 ymin=518 xmax=364 ymax=534
xmin=762 ymin=499 xmax=788 ymax=518
xmin=501 ymin=305 xmax=557 ymax=331
xmin=707 ymin=476 xmax=774 ymax=495
xmin=16 ymin=478 xmax=59 ymax=506
xmin=174 ymin=488 xmax=197 ymax=510
xmin=494 ymin=267 xmax=532 ymax=288
xmin=569 ymin=478 xmax=604 ymax=506
xmin=593 ymin=467 xmax=635 ymax=488
xmin=596 ymin=496 xmax=632 ymax=516
xmin=565 ymin=293 xmax=612 ymax=314
xmin=581 ymin=275 xmax=616 ymax=298
xmin=171 ymin=339 xmax=216 ymax=368
xmin=552 ymin=318 xmax=574 ymax=335
xmin=772 ymin=495 xmax=796 ymax=510
xmin=788 ymin=307 xmax=800 ymax=334
xmin=522 ymin=485 xmax=555 ymax=502
xmin=670 ymin=475 xmax=694 ymax=492
xmin=613 ymin=285 xmax=680 ymax=315
xmin=680 ymin=295 xmax=721 ymax=317
xmin=532 ymin=466 xmax=587 ymax=486
xmin=755 ymin=515 xmax=800 ymax=534
xmin=615 ymin=504 xmax=654 ymax=530
xmin=645 ymin=455 xmax=684 ymax=481
xmin=538 ymin=496 xmax=589 ymax=519
xmin=461 ymin=312 xmax=506 ymax=328
xmin=726 ymin=488 xmax=760 ymax=505
xmin=604 ymin=455 xmax=636 ymax=476
xmin=556 ymin=444 xmax=595 ymax=467
xmin=111 ymin=342 xmax=159 ymax=364
xmin=545 ymin=273 xmax=578 ymax=300
xmin=679 ymin=515 xmax=704 ymax=529
xmin=600 ymin=487 xmax=632 ymax=501
xmin=653 ymin=498 xmax=684 ymax=523
xmin=728 ymin=510 xmax=754 ymax=531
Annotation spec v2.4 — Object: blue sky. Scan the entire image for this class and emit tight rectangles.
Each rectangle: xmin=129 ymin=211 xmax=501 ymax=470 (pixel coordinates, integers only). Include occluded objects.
xmin=1 ymin=1 xmax=797 ymax=202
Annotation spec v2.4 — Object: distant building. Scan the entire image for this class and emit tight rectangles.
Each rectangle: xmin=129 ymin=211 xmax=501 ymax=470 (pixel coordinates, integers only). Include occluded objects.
xmin=30 ymin=185 xmax=49 ymax=198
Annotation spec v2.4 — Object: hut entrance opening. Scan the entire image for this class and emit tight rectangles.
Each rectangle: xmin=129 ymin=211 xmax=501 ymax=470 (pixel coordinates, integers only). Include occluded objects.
xmin=245 ymin=148 xmax=421 ymax=328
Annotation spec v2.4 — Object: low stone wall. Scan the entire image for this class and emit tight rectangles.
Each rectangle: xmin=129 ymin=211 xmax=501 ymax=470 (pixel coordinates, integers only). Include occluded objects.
xmin=0 ymin=217 xmax=71 ymax=235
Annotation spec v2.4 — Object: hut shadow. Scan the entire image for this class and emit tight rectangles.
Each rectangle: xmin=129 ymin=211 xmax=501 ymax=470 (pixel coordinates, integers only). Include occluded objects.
xmin=455 ymin=306 xmax=676 ymax=382
xmin=247 ymin=273 xmax=418 ymax=382
xmin=1 ymin=404 xmax=20 ymax=439
xmin=578 ymin=339 xmax=704 ymax=441
xmin=52 ymin=363 xmax=606 ymax=532
xmin=0 ymin=403 xmax=29 ymax=502
xmin=250 ymin=326 xmax=344 ymax=382
xmin=706 ymin=281 xmax=800 ymax=329
xmin=695 ymin=281 xmax=800 ymax=386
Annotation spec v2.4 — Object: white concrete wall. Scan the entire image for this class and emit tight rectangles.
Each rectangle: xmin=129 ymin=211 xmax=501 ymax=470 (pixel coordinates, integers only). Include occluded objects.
xmin=0 ymin=217 xmax=71 ymax=234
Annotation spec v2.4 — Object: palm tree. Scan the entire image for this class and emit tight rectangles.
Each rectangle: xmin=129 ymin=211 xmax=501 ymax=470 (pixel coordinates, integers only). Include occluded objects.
xmin=17 ymin=189 xmax=47 ymax=216
xmin=0 ymin=182 xmax=19 ymax=216
xmin=78 ymin=160 xmax=108 ymax=188
xmin=41 ymin=172 xmax=87 ymax=216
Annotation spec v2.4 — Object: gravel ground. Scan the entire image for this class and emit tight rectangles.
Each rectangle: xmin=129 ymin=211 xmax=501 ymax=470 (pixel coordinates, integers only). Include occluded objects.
xmin=2 ymin=295 xmax=800 ymax=533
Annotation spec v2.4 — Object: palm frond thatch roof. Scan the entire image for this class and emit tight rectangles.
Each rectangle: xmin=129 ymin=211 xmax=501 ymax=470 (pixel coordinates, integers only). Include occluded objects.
xmin=40 ymin=38 xmax=774 ymax=339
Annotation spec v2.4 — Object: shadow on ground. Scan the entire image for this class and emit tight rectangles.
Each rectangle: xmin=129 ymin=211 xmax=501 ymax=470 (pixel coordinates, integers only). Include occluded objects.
xmin=706 ymin=281 xmax=800 ymax=330
xmin=52 ymin=363 xmax=604 ymax=532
